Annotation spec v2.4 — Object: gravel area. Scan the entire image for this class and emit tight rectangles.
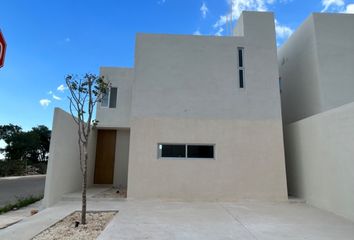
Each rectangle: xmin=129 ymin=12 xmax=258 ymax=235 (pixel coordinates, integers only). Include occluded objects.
xmin=32 ymin=211 xmax=117 ymax=240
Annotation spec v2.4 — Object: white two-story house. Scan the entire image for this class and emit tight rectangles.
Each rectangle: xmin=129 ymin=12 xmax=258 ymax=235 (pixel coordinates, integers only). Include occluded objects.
xmin=44 ymin=11 xmax=288 ymax=206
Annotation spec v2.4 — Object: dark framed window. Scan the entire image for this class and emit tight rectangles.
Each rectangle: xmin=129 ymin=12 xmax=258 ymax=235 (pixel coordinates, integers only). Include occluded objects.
xmin=187 ymin=145 xmax=214 ymax=158
xmin=159 ymin=144 xmax=186 ymax=158
xmin=109 ymin=87 xmax=118 ymax=108
xmin=101 ymin=87 xmax=118 ymax=108
xmin=158 ymin=144 xmax=215 ymax=159
xmin=239 ymin=69 xmax=244 ymax=88
xmin=237 ymin=47 xmax=245 ymax=89
xmin=238 ymin=48 xmax=243 ymax=67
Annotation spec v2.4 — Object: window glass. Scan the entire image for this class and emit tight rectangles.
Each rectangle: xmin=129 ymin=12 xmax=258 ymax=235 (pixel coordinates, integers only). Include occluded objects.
xmin=109 ymin=87 xmax=117 ymax=108
xmin=187 ymin=145 xmax=214 ymax=158
xmin=101 ymin=91 xmax=109 ymax=107
xmin=159 ymin=144 xmax=186 ymax=158
xmin=239 ymin=69 xmax=244 ymax=88
xmin=238 ymin=48 xmax=243 ymax=67
xmin=158 ymin=144 xmax=215 ymax=159
xmin=238 ymin=47 xmax=245 ymax=89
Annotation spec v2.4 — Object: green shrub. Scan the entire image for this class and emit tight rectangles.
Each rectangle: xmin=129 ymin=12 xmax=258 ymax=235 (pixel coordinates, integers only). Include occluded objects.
xmin=32 ymin=162 xmax=48 ymax=174
xmin=0 ymin=159 xmax=25 ymax=177
xmin=0 ymin=160 xmax=47 ymax=177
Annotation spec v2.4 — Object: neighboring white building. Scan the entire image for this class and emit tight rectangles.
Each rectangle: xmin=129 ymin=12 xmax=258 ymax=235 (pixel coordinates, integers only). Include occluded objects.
xmin=44 ymin=11 xmax=288 ymax=206
xmin=279 ymin=13 xmax=354 ymax=125
xmin=279 ymin=13 xmax=354 ymax=222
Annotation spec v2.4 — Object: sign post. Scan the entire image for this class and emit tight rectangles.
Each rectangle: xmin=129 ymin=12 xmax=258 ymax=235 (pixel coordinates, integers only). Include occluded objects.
xmin=0 ymin=31 xmax=7 ymax=68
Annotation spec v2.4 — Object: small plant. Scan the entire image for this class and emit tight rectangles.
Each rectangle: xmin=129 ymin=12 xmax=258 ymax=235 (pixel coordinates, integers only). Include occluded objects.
xmin=0 ymin=195 xmax=43 ymax=215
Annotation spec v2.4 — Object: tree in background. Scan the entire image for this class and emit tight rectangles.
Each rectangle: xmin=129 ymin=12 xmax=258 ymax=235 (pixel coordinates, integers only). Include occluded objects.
xmin=31 ymin=125 xmax=51 ymax=162
xmin=0 ymin=124 xmax=22 ymax=146
xmin=65 ymin=73 xmax=109 ymax=225
xmin=0 ymin=124 xmax=51 ymax=176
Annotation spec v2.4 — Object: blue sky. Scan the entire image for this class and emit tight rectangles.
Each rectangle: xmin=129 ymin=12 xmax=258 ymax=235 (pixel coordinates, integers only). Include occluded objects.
xmin=0 ymin=0 xmax=354 ymax=132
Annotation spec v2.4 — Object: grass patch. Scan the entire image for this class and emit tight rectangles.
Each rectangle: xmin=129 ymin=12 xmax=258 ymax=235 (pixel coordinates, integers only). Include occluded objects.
xmin=0 ymin=195 xmax=43 ymax=215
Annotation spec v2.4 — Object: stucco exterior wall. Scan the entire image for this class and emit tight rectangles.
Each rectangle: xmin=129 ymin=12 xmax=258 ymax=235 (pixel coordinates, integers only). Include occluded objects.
xmin=45 ymin=12 xmax=287 ymax=203
xmin=313 ymin=13 xmax=354 ymax=112
xmin=127 ymin=118 xmax=287 ymax=200
xmin=127 ymin=12 xmax=287 ymax=200
xmin=43 ymin=108 xmax=97 ymax=207
xmin=284 ymin=102 xmax=354 ymax=222
xmin=96 ymin=67 xmax=134 ymax=128
xmin=278 ymin=13 xmax=354 ymax=124
xmin=278 ymin=15 xmax=322 ymax=124
xmin=113 ymin=129 xmax=130 ymax=188
xmin=132 ymin=13 xmax=281 ymax=121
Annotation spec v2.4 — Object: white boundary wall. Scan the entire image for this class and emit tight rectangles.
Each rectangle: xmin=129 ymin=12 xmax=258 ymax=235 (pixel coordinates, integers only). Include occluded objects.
xmin=43 ymin=108 xmax=97 ymax=207
xmin=284 ymin=102 xmax=354 ymax=222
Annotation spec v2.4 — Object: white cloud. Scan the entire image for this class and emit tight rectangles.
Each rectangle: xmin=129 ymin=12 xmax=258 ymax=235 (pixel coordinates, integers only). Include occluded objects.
xmin=57 ymin=84 xmax=67 ymax=92
xmin=321 ymin=0 xmax=354 ymax=14
xmin=213 ymin=0 xmax=294 ymax=40
xmin=52 ymin=94 xmax=62 ymax=101
xmin=321 ymin=0 xmax=344 ymax=12
xmin=193 ymin=30 xmax=202 ymax=35
xmin=275 ymin=19 xmax=293 ymax=39
xmin=214 ymin=0 xmax=276 ymax=29
xmin=215 ymin=27 xmax=224 ymax=36
xmin=345 ymin=3 xmax=354 ymax=13
xmin=48 ymin=90 xmax=53 ymax=95
xmin=200 ymin=2 xmax=209 ymax=18
xmin=39 ymin=99 xmax=51 ymax=107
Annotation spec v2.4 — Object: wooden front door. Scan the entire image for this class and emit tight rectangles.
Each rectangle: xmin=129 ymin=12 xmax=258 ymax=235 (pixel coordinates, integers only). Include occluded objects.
xmin=94 ymin=130 xmax=116 ymax=184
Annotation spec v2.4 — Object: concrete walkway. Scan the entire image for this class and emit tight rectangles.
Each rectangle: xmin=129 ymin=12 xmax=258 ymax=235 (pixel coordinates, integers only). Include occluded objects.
xmin=1 ymin=198 xmax=353 ymax=240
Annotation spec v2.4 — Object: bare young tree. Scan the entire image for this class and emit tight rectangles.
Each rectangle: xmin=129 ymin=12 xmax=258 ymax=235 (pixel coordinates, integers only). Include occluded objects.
xmin=65 ymin=73 xmax=109 ymax=224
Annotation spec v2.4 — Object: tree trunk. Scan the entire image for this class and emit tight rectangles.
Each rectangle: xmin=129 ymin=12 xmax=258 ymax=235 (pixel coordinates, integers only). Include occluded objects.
xmin=81 ymin=143 xmax=88 ymax=224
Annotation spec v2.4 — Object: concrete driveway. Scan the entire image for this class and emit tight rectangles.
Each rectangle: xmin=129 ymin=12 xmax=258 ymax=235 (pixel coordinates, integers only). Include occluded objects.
xmin=98 ymin=200 xmax=354 ymax=240
xmin=1 ymin=197 xmax=354 ymax=240
xmin=0 ymin=175 xmax=45 ymax=207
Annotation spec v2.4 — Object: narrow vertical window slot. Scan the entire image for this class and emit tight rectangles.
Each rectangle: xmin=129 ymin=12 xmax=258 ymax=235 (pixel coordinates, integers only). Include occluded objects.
xmin=109 ymin=87 xmax=118 ymax=108
xmin=238 ymin=48 xmax=243 ymax=67
xmin=237 ymin=47 xmax=245 ymax=89
xmin=239 ymin=69 xmax=244 ymax=88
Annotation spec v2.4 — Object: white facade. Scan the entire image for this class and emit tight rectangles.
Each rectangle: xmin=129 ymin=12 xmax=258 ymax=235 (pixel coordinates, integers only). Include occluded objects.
xmin=279 ymin=13 xmax=354 ymax=221
xmin=96 ymin=67 xmax=133 ymax=128
xmin=44 ymin=11 xmax=288 ymax=206
xmin=284 ymin=102 xmax=354 ymax=222
xmin=97 ymin=11 xmax=288 ymax=200
xmin=43 ymin=108 xmax=97 ymax=207
xmin=278 ymin=13 xmax=354 ymax=124
xmin=43 ymin=11 xmax=354 ymax=223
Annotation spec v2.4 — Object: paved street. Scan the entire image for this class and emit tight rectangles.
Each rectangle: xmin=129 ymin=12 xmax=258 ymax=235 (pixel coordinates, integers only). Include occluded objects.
xmin=0 ymin=175 xmax=46 ymax=208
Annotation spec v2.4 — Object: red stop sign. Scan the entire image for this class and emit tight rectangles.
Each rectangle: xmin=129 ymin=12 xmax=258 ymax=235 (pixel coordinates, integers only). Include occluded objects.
xmin=0 ymin=31 xmax=7 ymax=68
